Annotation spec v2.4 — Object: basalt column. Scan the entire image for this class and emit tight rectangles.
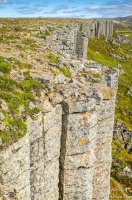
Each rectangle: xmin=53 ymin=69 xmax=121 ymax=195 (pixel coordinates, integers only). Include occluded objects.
xmin=29 ymin=105 xmax=62 ymax=200
xmin=59 ymin=99 xmax=97 ymax=200
xmin=92 ymin=99 xmax=116 ymax=200
xmin=92 ymin=74 xmax=118 ymax=200
xmin=76 ymin=26 xmax=88 ymax=60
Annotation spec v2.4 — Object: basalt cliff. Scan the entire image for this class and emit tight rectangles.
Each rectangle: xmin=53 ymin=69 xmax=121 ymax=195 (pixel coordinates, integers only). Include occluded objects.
xmin=0 ymin=19 xmax=118 ymax=200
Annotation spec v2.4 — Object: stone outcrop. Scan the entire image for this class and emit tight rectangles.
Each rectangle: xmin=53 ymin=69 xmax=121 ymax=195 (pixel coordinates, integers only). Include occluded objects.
xmin=0 ymin=64 xmax=118 ymax=200
xmin=0 ymin=20 xmax=117 ymax=200
xmin=45 ymin=20 xmax=113 ymax=60
xmin=114 ymin=121 xmax=132 ymax=151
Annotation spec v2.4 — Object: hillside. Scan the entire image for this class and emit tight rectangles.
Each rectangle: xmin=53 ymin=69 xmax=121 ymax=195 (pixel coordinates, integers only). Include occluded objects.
xmin=88 ymin=31 xmax=132 ymax=198
xmin=114 ymin=15 xmax=132 ymax=22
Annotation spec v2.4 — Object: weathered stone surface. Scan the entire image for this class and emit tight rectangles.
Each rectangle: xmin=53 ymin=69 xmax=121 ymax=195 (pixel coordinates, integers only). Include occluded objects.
xmin=40 ymin=99 xmax=53 ymax=113
xmin=0 ymin=68 xmax=117 ymax=199
xmin=92 ymin=99 xmax=116 ymax=200
xmin=46 ymin=20 xmax=113 ymax=60
xmin=63 ymin=98 xmax=96 ymax=114
xmin=0 ymin=133 xmax=30 ymax=200
xmin=0 ymin=20 xmax=117 ymax=200
xmin=29 ymin=105 xmax=62 ymax=200
xmin=0 ymin=113 xmax=5 ymax=121
xmin=114 ymin=121 xmax=132 ymax=151
xmin=59 ymin=111 xmax=97 ymax=200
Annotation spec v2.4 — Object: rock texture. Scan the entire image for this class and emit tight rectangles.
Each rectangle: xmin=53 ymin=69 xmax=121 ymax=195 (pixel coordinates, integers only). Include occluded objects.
xmin=45 ymin=20 xmax=113 ymax=59
xmin=114 ymin=122 xmax=132 ymax=151
xmin=0 ymin=20 xmax=117 ymax=200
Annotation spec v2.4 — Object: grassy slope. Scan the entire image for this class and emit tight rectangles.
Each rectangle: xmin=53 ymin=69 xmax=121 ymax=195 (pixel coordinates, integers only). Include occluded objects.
xmin=87 ymin=36 xmax=132 ymax=129
xmin=110 ymin=177 xmax=130 ymax=200
xmin=117 ymin=31 xmax=132 ymax=40
xmin=0 ymin=57 xmax=42 ymax=143
xmin=87 ymin=35 xmax=132 ymax=198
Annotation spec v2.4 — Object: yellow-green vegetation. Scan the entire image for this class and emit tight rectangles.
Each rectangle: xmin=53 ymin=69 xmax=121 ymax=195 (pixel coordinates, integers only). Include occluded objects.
xmin=8 ymin=57 xmax=31 ymax=69
xmin=112 ymin=140 xmax=132 ymax=169
xmin=16 ymin=38 xmax=39 ymax=51
xmin=44 ymin=30 xmax=51 ymax=36
xmin=23 ymin=38 xmax=36 ymax=45
xmin=112 ymin=140 xmax=132 ymax=191
xmin=87 ymin=35 xmax=132 ymax=197
xmin=33 ymin=26 xmax=56 ymax=39
xmin=0 ymin=23 xmax=21 ymax=44
xmin=0 ymin=32 xmax=20 ymax=44
xmin=48 ymin=53 xmax=58 ymax=66
xmin=117 ymin=31 xmax=132 ymax=41
xmin=0 ymin=58 xmax=42 ymax=143
xmin=82 ymin=70 xmax=103 ymax=83
xmin=0 ymin=57 xmax=11 ymax=73
xmin=110 ymin=177 xmax=129 ymax=200
xmin=61 ymin=66 xmax=72 ymax=77
xmin=88 ymin=36 xmax=132 ymax=129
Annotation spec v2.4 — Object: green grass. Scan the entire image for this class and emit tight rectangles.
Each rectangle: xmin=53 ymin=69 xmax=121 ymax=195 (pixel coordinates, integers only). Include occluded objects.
xmin=117 ymin=31 xmax=132 ymax=41
xmin=87 ymin=36 xmax=132 ymax=129
xmin=0 ymin=56 xmax=11 ymax=73
xmin=23 ymin=38 xmax=39 ymax=50
xmin=8 ymin=57 xmax=31 ymax=69
xmin=82 ymin=70 xmax=103 ymax=83
xmin=45 ymin=30 xmax=51 ymax=36
xmin=0 ymin=33 xmax=20 ymax=44
xmin=16 ymin=38 xmax=39 ymax=51
xmin=0 ymin=115 xmax=27 ymax=142
xmin=0 ymin=58 xmax=42 ymax=143
xmin=117 ymin=31 xmax=132 ymax=36
xmin=23 ymin=38 xmax=36 ymax=45
xmin=16 ymin=45 xmax=26 ymax=51
xmin=112 ymin=140 xmax=132 ymax=189
xmin=22 ymin=79 xmax=41 ymax=92
xmin=48 ymin=53 xmax=58 ymax=65
xmin=110 ymin=177 xmax=129 ymax=200
xmin=61 ymin=66 xmax=72 ymax=77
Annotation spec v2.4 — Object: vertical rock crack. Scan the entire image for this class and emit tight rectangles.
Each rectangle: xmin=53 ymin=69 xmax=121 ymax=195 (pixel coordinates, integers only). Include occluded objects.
xmin=58 ymin=113 xmax=68 ymax=200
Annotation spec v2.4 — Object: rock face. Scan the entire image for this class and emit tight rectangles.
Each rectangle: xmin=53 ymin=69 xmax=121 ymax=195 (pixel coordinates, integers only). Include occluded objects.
xmin=114 ymin=122 xmax=132 ymax=151
xmin=0 ymin=20 xmax=117 ymax=200
xmin=46 ymin=20 xmax=113 ymax=60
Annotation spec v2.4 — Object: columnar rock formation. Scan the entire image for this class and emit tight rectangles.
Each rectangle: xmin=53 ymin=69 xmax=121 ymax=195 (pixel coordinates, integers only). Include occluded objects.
xmin=47 ymin=20 xmax=113 ymax=59
xmin=0 ymin=20 xmax=117 ymax=200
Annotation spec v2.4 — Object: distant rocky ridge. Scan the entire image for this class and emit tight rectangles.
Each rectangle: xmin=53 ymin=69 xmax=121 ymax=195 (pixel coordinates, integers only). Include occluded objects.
xmin=114 ymin=15 xmax=132 ymax=22
xmin=0 ymin=20 xmax=118 ymax=200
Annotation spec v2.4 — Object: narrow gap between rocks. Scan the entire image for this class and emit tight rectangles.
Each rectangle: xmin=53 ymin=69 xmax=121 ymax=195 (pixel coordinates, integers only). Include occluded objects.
xmin=58 ymin=111 xmax=68 ymax=200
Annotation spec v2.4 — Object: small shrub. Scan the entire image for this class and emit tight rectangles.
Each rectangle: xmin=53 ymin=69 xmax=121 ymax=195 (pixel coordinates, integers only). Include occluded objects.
xmin=8 ymin=57 xmax=31 ymax=69
xmin=8 ymin=57 xmax=21 ymax=65
xmin=48 ymin=53 xmax=58 ymax=65
xmin=16 ymin=45 xmax=25 ymax=51
xmin=0 ymin=116 xmax=27 ymax=142
xmin=0 ymin=76 xmax=18 ymax=92
xmin=27 ymin=107 xmax=40 ymax=119
xmin=23 ymin=38 xmax=35 ymax=45
xmin=61 ymin=66 xmax=71 ymax=77
xmin=23 ymin=71 xmax=31 ymax=80
xmin=22 ymin=80 xmax=41 ymax=92
xmin=45 ymin=30 xmax=51 ymax=36
xmin=19 ymin=62 xmax=32 ymax=69
xmin=0 ymin=57 xmax=11 ymax=73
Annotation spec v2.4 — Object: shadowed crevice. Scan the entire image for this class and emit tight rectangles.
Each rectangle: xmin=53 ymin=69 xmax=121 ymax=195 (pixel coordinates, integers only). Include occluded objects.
xmin=58 ymin=113 xmax=68 ymax=200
